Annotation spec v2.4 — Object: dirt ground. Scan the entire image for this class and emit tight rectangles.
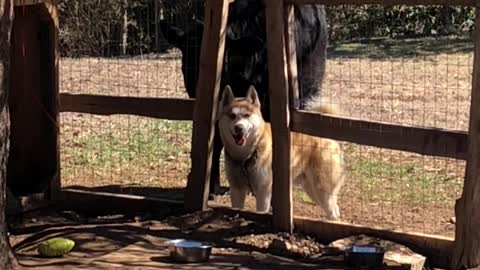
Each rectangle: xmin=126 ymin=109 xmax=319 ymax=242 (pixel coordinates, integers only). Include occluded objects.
xmin=9 ymin=206 xmax=381 ymax=270
xmin=213 ymin=193 xmax=456 ymax=237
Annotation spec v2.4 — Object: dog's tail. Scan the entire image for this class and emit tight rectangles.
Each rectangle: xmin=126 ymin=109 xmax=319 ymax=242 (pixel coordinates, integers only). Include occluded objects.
xmin=302 ymin=95 xmax=340 ymax=115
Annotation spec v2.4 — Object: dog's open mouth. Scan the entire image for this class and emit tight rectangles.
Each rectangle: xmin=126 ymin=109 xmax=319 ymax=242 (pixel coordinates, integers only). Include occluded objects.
xmin=233 ymin=133 xmax=248 ymax=146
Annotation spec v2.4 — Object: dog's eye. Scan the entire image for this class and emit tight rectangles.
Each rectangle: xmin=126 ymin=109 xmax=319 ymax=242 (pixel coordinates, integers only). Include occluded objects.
xmin=228 ymin=113 xmax=236 ymax=119
xmin=243 ymin=113 xmax=250 ymax=118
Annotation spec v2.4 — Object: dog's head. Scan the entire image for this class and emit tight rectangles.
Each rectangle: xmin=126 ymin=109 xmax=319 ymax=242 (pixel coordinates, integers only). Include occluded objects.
xmin=218 ymin=85 xmax=264 ymax=148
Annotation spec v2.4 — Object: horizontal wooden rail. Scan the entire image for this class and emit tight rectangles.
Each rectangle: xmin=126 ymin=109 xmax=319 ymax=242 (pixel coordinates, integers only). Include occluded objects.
xmin=284 ymin=0 xmax=475 ymax=6
xmin=291 ymin=110 xmax=468 ymax=160
xmin=59 ymin=93 xmax=194 ymax=121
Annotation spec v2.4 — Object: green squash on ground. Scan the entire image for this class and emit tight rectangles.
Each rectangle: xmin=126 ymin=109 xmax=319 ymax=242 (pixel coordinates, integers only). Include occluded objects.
xmin=37 ymin=237 xmax=75 ymax=257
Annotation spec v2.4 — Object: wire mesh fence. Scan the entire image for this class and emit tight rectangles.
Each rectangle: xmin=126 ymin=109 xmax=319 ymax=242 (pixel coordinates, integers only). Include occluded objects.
xmin=58 ymin=1 xmax=472 ymax=237
xmin=59 ymin=0 xmax=201 ymax=200
xmin=288 ymin=36 xmax=471 ymax=237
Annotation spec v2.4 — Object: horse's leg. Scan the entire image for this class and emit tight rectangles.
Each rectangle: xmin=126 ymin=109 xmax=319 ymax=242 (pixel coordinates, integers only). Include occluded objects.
xmin=209 ymin=124 xmax=224 ymax=199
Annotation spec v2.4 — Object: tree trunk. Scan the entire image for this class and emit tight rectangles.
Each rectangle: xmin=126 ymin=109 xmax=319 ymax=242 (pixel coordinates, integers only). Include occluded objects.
xmin=0 ymin=0 xmax=17 ymax=269
xmin=121 ymin=0 xmax=128 ymax=55
xmin=440 ymin=6 xmax=452 ymax=35
xmin=154 ymin=0 xmax=159 ymax=51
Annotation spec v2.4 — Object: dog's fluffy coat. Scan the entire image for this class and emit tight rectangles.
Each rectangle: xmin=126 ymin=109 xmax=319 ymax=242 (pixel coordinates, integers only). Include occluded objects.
xmin=218 ymin=85 xmax=345 ymax=220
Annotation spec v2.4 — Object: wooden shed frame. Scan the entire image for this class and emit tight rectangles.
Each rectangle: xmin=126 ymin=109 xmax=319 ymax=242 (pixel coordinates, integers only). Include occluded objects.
xmin=7 ymin=0 xmax=480 ymax=269
xmin=7 ymin=0 xmax=60 ymax=212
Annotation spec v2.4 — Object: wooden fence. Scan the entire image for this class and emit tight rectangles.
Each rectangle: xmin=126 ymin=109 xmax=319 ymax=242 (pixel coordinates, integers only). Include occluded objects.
xmin=183 ymin=0 xmax=480 ymax=268
xmin=11 ymin=0 xmax=480 ymax=268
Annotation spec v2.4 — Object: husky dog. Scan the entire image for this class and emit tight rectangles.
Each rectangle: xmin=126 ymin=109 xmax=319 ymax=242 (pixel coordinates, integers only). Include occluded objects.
xmin=218 ymin=85 xmax=345 ymax=220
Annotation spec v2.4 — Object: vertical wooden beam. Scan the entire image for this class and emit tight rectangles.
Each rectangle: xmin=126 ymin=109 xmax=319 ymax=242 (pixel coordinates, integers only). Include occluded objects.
xmin=45 ymin=0 xmax=60 ymax=201
xmin=121 ymin=0 xmax=128 ymax=55
xmin=8 ymin=0 xmax=59 ymax=201
xmin=451 ymin=5 xmax=480 ymax=269
xmin=265 ymin=0 xmax=293 ymax=233
xmin=284 ymin=5 xmax=299 ymax=110
xmin=184 ymin=0 xmax=229 ymax=212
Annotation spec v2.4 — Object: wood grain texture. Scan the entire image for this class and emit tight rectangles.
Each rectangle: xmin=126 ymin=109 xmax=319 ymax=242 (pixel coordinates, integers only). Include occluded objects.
xmin=291 ymin=110 xmax=468 ymax=160
xmin=60 ymin=93 xmax=194 ymax=121
xmin=46 ymin=0 xmax=60 ymax=201
xmin=184 ymin=0 xmax=230 ymax=211
xmin=284 ymin=5 xmax=299 ymax=110
xmin=451 ymin=7 xmax=480 ymax=270
xmin=8 ymin=5 xmax=58 ymax=198
xmin=265 ymin=0 xmax=293 ymax=233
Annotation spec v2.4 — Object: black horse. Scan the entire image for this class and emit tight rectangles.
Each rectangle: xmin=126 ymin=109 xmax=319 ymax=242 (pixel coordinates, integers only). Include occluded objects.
xmin=160 ymin=1 xmax=328 ymax=198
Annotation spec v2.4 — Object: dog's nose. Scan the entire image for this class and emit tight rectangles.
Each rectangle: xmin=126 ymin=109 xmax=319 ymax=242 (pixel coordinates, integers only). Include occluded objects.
xmin=234 ymin=125 xmax=245 ymax=134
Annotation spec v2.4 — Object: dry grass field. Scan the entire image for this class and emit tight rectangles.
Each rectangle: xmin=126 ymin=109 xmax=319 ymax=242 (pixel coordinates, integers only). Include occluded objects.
xmin=59 ymin=35 xmax=473 ymax=238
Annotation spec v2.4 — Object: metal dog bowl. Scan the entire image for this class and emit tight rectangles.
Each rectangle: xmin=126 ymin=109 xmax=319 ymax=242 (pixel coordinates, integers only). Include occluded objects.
xmin=344 ymin=245 xmax=385 ymax=269
xmin=165 ymin=239 xmax=212 ymax=263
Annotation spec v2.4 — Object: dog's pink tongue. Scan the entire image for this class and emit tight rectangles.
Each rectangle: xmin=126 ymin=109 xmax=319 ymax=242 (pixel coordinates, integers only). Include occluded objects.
xmin=234 ymin=135 xmax=247 ymax=146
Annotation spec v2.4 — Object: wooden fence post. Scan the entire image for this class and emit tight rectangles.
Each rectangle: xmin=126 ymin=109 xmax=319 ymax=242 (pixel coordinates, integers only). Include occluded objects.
xmin=451 ymin=5 xmax=480 ymax=269
xmin=284 ymin=5 xmax=299 ymax=111
xmin=265 ymin=0 xmax=293 ymax=233
xmin=184 ymin=0 xmax=229 ymax=212
xmin=9 ymin=0 xmax=60 ymax=201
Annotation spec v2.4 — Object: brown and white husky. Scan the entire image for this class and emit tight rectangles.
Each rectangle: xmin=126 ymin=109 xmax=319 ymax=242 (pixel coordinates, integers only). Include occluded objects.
xmin=217 ymin=85 xmax=345 ymax=220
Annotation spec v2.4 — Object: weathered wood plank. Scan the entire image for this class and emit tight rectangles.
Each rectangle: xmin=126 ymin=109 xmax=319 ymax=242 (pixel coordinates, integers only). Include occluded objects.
xmin=8 ymin=4 xmax=59 ymax=199
xmin=60 ymin=189 xmax=183 ymax=217
xmin=451 ymin=7 xmax=480 ymax=270
xmin=291 ymin=110 xmax=468 ymax=160
xmin=59 ymin=93 xmax=194 ymax=121
xmin=48 ymin=0 xmax=60 ymax=201
xmin=284 ymin=5 xmax=299 ymax=110
xmin=184 ymin=0 xmax=230 ymax=211
xmin=265 ymin=0 xmax=293 ymax=233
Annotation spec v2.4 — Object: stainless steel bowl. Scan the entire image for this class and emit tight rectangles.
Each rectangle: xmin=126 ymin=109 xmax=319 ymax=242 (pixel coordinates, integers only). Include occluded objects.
xmin=165 ymin=239 xmax=212 ymax=263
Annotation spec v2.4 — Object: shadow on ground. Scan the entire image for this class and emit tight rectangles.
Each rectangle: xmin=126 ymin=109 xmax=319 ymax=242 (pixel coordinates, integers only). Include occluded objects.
xmin=64 ymin=185 xmax=230 ymax=202
xmin=66 ymin=185 xmax=188 ymax=201
xmin=327 ymin=35 xmax=473 ymax=59
xmin=12 ymin=210 xmax=349 ymax=270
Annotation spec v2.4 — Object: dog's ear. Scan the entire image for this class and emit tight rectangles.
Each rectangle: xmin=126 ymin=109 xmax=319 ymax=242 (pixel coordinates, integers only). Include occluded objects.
xmin=221 ymin=85 xmax=235 ymax=108
xmin=246 ymin=85 xmax=260 ymax=107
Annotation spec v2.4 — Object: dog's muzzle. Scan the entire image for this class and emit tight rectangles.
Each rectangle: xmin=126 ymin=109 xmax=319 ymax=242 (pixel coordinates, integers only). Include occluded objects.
xmin=233 ymin=125 xmax=248 ymax=146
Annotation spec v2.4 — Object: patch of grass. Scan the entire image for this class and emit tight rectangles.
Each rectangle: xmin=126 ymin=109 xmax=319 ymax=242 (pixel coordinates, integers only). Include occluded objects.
xmin=293 ymin=146 xmax=463 ymax=207
xmin=328 ymin=35 xmax=473 ymax=59
xmin=293 ymin=187 xmax=313 ymax=204
xmin=349 ymin=158 xmax=462 ymax=205
xmin=68 ymin=120 xmax=190 ymax=167
xmin=61 ymin=118 xmax=192 ymax=186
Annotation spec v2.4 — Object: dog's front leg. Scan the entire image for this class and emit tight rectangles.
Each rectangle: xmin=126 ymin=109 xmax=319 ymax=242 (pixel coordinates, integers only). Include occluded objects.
xmin=255 ymin=187 xmax=272 ymax=213
xmin=230 ymin=186 xmax=248 ymax=210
